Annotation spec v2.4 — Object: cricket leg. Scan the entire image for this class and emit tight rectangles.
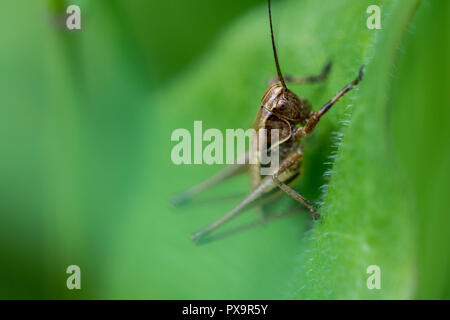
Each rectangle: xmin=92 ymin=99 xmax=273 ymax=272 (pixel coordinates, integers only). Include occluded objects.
xmin=195 ymin=205 xmax=304 ymax=245
xmin=171 ymin=152 xmax=249 ymax=206
xmin=294 ymin=65 xmax=364 ymax=140
xmin=191 ymin=145 xmax=313 ymax=243
xmin=268 ymin=61 xmax=332 ymax=86
xmin=285 ymin=61 xmax=332 ymax=84
xmin=190 ymin=171 xmax=280 ymax=243
xmin=272 ymin=176 xmax=319 ymax=220
xmin=270 ymin=147 xmax=321 ymax=220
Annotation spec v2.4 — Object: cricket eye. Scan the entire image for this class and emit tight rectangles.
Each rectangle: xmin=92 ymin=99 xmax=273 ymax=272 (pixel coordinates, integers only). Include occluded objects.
xmin=278 ymin=100 xmax=287 ymax=109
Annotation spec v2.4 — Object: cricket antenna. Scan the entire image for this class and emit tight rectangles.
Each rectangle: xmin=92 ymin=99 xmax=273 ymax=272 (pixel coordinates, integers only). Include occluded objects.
xmin=268 ymin=0 xmax=287 ymax=89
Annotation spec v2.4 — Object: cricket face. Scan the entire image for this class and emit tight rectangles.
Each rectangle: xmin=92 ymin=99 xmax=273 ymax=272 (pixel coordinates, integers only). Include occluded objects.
xmin=261 ymin=82 xmax=311 ymax=124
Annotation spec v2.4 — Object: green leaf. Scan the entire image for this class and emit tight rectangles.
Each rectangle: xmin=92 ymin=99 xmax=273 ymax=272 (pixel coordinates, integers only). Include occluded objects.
xmin=2 ymin=0 xmax=448 ymax=299
xmin=107 ymin=0 xmax=449 ymax=299
xmin=293 ymin=0 xmax=450 ymax=299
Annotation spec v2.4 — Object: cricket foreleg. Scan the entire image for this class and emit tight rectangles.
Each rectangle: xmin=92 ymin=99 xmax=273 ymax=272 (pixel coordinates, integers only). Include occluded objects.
xmin=294 ymin=65 xmax=364 ymax=140
xmin=171 ymin=152 xmax=249 ymax=206
xmin=271 ymin=148 xmax=320 ymax=220
xmin=268 ymin=61 xmax=332 ymax=86
xmin=272 ymin=176 xmax=319 ymax=220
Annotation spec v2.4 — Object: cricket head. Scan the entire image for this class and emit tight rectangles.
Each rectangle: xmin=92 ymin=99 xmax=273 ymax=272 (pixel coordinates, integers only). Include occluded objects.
xmin=261 ymin=82 xmax=311 ymax=124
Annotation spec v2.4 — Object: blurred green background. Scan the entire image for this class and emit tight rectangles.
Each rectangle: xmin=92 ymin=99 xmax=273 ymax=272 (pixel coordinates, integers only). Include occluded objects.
xmin=0 ymin=0 xmax=449 ymax=299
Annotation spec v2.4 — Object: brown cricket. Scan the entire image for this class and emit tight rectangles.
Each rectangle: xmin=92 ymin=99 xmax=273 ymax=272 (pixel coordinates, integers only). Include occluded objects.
xmin=172 ymin=0 xmax=364 ymax=244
